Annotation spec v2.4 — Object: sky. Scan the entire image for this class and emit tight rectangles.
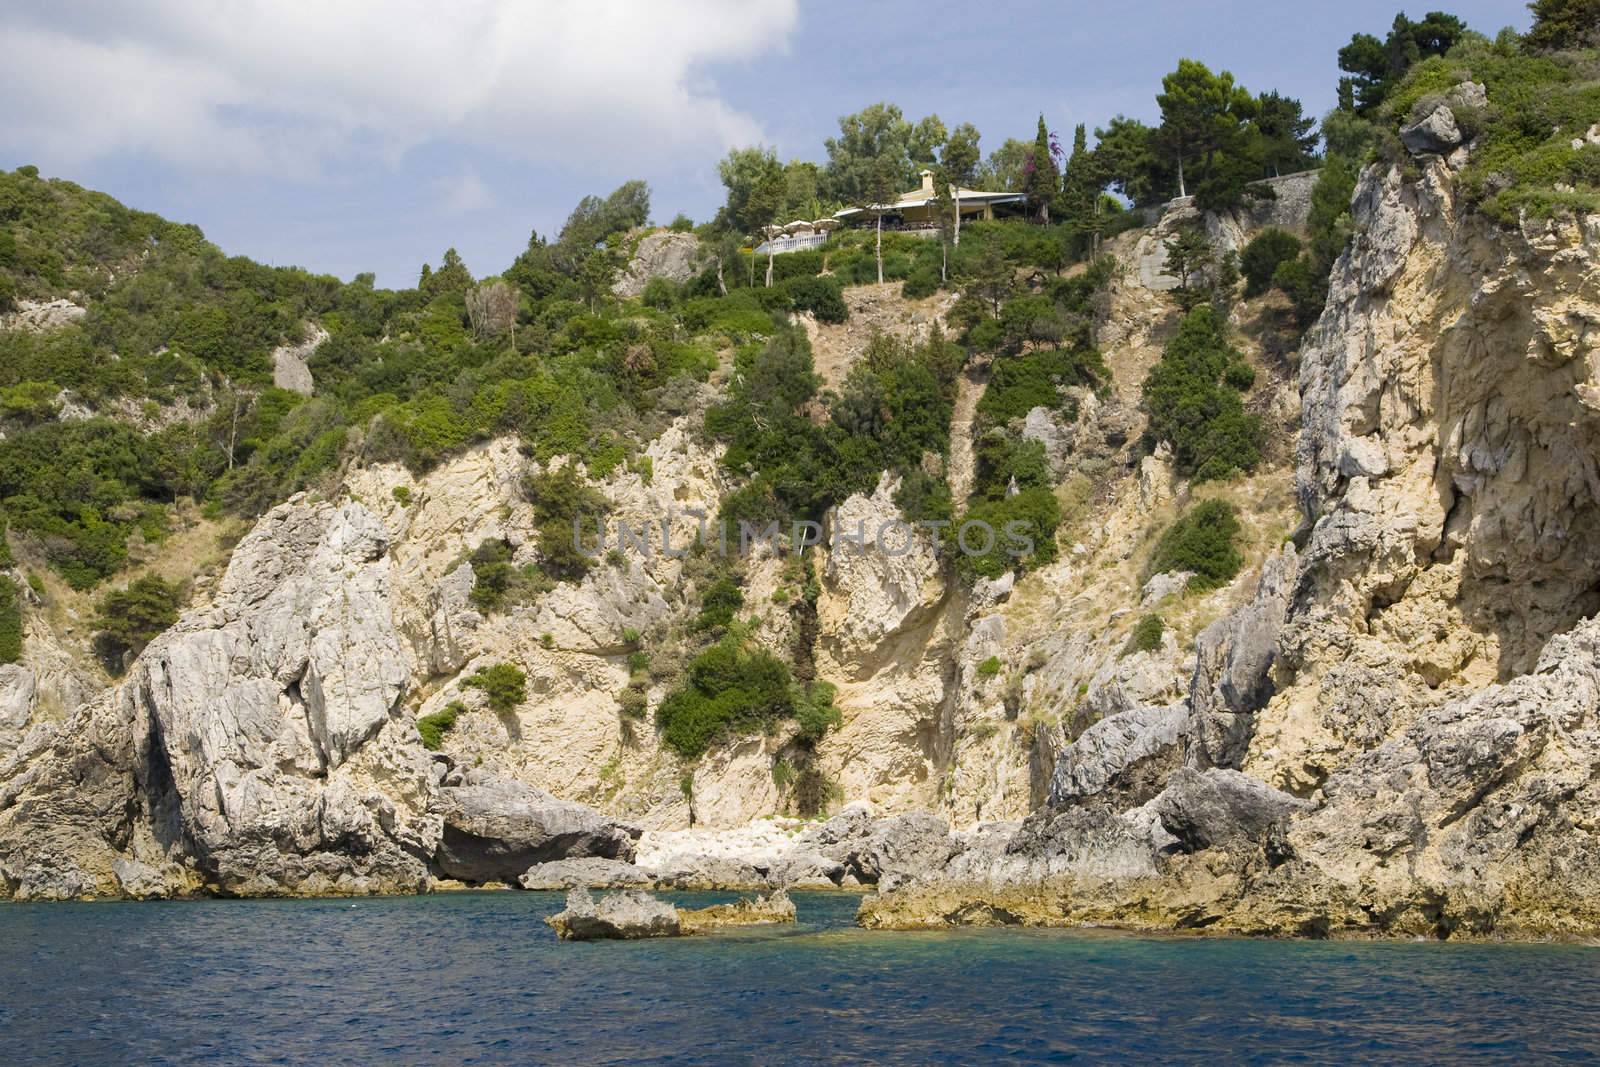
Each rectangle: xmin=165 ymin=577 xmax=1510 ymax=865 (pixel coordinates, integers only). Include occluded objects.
xmin=1 ymin=0 xmax=1531 ymax=288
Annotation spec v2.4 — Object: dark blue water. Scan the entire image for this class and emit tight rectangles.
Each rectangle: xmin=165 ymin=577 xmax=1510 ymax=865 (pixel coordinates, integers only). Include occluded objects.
xmin=2 ymin=891 xmax=1598 ymax=1064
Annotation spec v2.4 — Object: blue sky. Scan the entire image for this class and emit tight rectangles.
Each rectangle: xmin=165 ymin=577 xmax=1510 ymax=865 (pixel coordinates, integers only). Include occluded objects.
xmin=2 ymin=1 xmax=1529 ymax=288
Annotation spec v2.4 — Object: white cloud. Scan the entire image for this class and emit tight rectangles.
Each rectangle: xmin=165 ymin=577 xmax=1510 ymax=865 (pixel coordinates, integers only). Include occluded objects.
xmin=435 ymin=169 xmax=493 ymax=214
xmin=0 ymin=0 xmax=798 ymax=175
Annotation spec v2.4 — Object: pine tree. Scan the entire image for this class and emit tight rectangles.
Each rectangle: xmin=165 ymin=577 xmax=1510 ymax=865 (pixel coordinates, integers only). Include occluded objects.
xmin=1022 ymin=115 xmax=1059 ymax=223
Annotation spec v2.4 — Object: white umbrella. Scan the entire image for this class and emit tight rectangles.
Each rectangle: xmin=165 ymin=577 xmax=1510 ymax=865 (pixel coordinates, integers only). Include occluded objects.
xmin=813 ymin=218 xmax=841 ymax=232
xmin=784 ymin=220 xmax=814 ymax=235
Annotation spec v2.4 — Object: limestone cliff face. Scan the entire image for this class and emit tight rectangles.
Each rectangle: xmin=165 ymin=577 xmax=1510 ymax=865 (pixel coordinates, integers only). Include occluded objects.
xmin=862 ymin=150 xmax=1600 ymax=939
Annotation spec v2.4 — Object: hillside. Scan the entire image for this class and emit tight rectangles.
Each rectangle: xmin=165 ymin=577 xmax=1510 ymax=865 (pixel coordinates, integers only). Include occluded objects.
xmin=3 ymin=8 xmax=1600 ymax=938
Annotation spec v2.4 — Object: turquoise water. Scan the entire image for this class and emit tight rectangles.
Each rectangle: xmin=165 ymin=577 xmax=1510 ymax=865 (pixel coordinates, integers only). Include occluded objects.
xmin=2 ymin=890 xmax=1598 ymax=1064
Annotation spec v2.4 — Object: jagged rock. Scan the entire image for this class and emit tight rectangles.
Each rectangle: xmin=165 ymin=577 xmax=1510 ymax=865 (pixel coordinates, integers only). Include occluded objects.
xmin=0 ymin=664 xmax=36 ymax=744
xmin=1048 ymin=704 xmax=1188 ymax=809
xmin=1186 ymin=544 xmax=1296 ymax=770
xmin=436 ymin=771 xmax=640 ymax=883
xmin=1401 ymin=106 xmax=1463 ymax=155
xmin=677 ymin=890 xmax=796 ymax=934
xmin=767 ymin=849 xmax=846 ymax=889
xmin=1147 ymin=767 xmax=1306 ymax=852
xmin=796 ymin=807 xmax=957 ymax=885
xmin=649 ymin=853 xmax=772 ymax=890
xmin=112 ymin=857 xmax=169 ymax=900
xmin=519 ymin=856 xmax=656 ymax=890
xmin=1139 ymin=570 xmax=1193 ymax=606
xmin=270 ymin=325 xmax=325 ymax=396
xmin=612 ymin=231 xmax=701 ymax=298
xmin=0 ymin=298 xmax=86 ymax=333
xmin=545 ymin=887 xmax=680 ymax=940
xmin=1021 ymin=405 xmax=1074 ymax=475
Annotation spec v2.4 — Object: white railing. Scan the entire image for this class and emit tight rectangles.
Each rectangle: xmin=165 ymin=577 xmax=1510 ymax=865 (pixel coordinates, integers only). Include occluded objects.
xmin=753 ymin=232 xmax=832 ymax=256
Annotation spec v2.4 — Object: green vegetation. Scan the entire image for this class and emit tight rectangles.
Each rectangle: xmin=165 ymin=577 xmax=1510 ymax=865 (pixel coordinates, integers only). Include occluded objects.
xmin=1239 ymin=229 xmax=1303 ymax=297
xmin=976 ymin=656 xmax=1002 ymax=678
xmin=655 ymin=634 xmax=794 ymax=758
xmin=0 ymin=576 xmax=21 ymax=664
xmin=1380 ymin=31 xmax=1600 ymax=220
xmin=91 ymin=574 xmax=181 ymax=668
xmin=467 ymin=539 xmax=553 ymax=613
xmin=694 ymin=575 xmax=745 ymax=631
xmin=708 ymin=322 xmax=961 ymax=529
xmin=524 ymin=465 xmax=610 ymax=582
xmin=417 ymin=701 xmax=465 ymax=750
xmin=1125 ymin=614 xmax=1165 ymax=656
xmin=1149 ymin=500 xmax=1244 ymax=593
xmin=1141 ymin=306 xmax=1262 ymax=482
xmin=465 ymin=662 xmax=527 ymax=713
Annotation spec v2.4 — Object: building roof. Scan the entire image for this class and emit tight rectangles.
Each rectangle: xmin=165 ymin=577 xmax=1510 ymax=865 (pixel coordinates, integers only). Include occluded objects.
xmin=833 ymin=169 xmax=1024 ymax=219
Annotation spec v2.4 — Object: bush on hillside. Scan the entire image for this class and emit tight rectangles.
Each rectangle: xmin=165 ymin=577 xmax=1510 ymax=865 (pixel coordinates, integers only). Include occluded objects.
xmin=1239 ymin=229 xmax=1302 ymax=297
xmin=1148 ymin=500 xmax=1244 ymax=593
xmin=92 ymin=574 xmax=181 ymax=669
xmin=465 ymin=662 xmax=527 ymax=712
xmin=1140 ymin=306 xmax=1263 ymax=482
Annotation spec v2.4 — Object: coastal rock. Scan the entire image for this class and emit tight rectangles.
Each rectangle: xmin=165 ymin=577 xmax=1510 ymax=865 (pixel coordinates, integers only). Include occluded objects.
xmin=1048 ymin=703 xmax=1188 ymax=808
xmin=546 ymin=888 xmax=681 ymax=940
xmin=677 ymin=890 xmax=796 ymax=934
xmin=1186 ymin=544 xmax=1296 ymax=770
xmin=436 ymin=771 xmax=640 ymax=883
xmin=519 ymin=857 xmax=657 ymax=890
xmin=1147 ymin=767 xmax=1305 ymax=852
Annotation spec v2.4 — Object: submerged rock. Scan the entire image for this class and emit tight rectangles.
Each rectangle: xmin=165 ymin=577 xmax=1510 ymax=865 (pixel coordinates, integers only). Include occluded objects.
xmin=677 ymin=890 xmax=797 ymax=934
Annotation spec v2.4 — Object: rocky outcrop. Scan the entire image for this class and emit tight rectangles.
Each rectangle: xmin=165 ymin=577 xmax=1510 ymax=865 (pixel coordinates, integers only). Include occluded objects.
xmin=676 ymin=890 xmax=796 ymax=934
xmin=1186 ymin=544 xmax=1296 ymax=770
xmin=270 ymin=325 xmax=325 ymax=396
xmin=612 ymin=231 xmax=700 ymax=298
xmin=1048 ymin=703 xmax=1187 ymax=809
xmin=862 ymin=140 xmax=1600 ymax=939
xmin=546 ymin=888 xmax=681 ymax=940
xmin=545 ymin=886 xmax=797 ymax=940
xmin=1 ymin=298 xmax=86 ymax=333
xmin=519 ymin=856 xmax=657 ymax=890
xmin=436 ymin=770 xmax=640 ymax=883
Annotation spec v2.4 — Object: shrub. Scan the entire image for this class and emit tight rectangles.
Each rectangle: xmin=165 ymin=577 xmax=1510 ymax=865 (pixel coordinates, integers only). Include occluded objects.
xmin=0 ymin=576 xmax=21 ymax=664
xmin=524 ymin=465 xmax=610 ymax=581
xmin=92 ymin=574 xmax=181 ymax=668
xmin=465 ymin=662 xmax=527 ymax=712
xmin=655 ymin=636 xmax=794 ymax=758
xmin=1125 ymin=614 xmax=1165 ymax=655
xmin=960 ymin=486 xmax=1061 ymax=580
xmin=640 ymin=276 xmax=678 ymax=309
xmin=391 ymin=485 xmax=412 ymax=507
xmin=417 ymin=701 xmax=465 ymax=750
xmin=1149 ymin=500 xmax=1243 ymax=593
xmin=1271 ymin=255 xmax=1328 ymax=329
xmin=1239 ymin=229 xmax=1302 ymax=297
xmin=467 ymin=539 xmax=553 ymax=613
xmin=976 ymin=656 xmax=1002 ymax=678
xmin=1140 ymin=305 xmax=1263 ymax=482
xmin=626 ymin=650 xmax=650 ymax=674
xmin=784 ymin=276 xmax=847 ymax=324
xmin=901 ymin=268 xmax=939 ymax=300
xmin=976 ymin=346 xmax=1098 ymax=427
xmin=792 ymin=680 xmax=840 ymax=743
xmin=695 ymin=575 xmax=744 ymax=631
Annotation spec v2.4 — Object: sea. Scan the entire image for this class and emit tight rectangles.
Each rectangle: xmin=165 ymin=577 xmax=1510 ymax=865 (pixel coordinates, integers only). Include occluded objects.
xmin=2 ymin=890 xmax=1597 ymax=1064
